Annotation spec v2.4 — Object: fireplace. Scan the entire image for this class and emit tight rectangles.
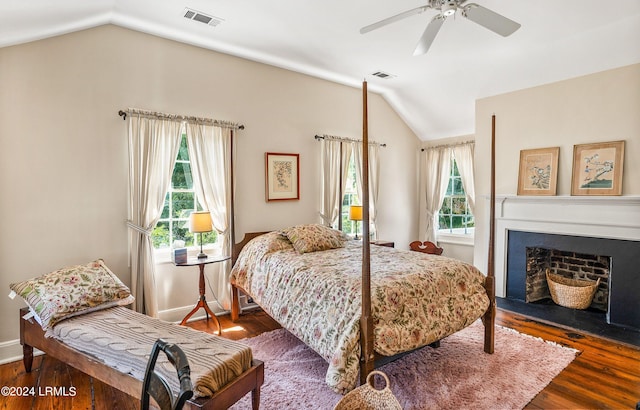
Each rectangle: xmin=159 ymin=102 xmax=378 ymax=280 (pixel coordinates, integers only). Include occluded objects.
xmin=504 ymin=230 xmax=640 ymax=330
xmin=491 ymin=195 xmax=640 ymax=339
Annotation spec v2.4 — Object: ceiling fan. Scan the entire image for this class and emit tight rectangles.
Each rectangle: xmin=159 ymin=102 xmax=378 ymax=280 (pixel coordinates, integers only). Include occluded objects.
xmin=360 ymin=0 xmax=521 ymax=56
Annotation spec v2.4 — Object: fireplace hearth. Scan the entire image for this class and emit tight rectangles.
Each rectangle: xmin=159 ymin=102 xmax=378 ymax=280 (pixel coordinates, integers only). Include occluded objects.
xmin=496 ymin=297 xmax=640 ymax=347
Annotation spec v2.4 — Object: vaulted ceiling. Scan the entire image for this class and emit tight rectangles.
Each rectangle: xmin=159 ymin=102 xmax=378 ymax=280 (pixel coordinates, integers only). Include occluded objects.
xmin=2 ymin=0 xmax=640 ymax=140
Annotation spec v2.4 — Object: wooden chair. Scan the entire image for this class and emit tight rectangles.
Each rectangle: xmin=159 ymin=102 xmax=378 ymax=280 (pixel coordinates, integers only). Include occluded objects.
xmin=141 ymin=339 xmax=193 ymax=410
xmin=409 ymin=240 xmax=443 ymax=255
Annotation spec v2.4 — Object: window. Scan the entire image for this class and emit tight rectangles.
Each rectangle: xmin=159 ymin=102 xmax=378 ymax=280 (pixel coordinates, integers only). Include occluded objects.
xmin=339 ymin=157 xmax=360 ymax=236
xmin=151 ymin=135 xmax=217 ymax=249
xmin=438 ymin=157 xmax=474 ymax=235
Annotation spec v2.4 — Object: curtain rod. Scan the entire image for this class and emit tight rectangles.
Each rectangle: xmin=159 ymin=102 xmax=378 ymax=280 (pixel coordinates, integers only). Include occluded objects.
xmin=118 ymin=108 xmax=245 ymax=130
xmin=314 ymin=134 xmax=387 ymax=147
xmin=420 ymin=139 xmax=473 ymax=151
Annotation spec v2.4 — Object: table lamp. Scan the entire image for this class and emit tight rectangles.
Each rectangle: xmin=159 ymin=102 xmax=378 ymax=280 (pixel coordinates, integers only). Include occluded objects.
xmin=349 ymin=205 xmax=363 ymax=240
xmin=189 ymin=211 xmax=212 ymax=259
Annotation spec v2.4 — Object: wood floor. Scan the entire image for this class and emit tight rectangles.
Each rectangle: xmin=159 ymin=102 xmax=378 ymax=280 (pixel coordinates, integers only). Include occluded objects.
xmin=1 ymin=308 xmax=638 ymax=409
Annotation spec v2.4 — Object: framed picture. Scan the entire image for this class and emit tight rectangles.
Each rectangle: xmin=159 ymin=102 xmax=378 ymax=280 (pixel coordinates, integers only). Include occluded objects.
xmin=517 ymin=147 xmax=560 ymax=196
xmin=571 ymin=140 xmax=625 ymax=196
xmin=265 ymin=152 xmax=300 ymax=201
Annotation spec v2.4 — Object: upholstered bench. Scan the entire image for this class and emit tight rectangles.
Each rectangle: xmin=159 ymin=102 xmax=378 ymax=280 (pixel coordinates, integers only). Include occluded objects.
xmin=11 ymin=258 xmax=263 ymax=409
xmin=20 ymin=307 xmax=264 ymax=409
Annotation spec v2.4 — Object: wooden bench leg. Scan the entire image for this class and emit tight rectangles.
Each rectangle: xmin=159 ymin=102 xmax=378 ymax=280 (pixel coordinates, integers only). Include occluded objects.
xmin=23 ymin=344 xmax=34 ymax=372
xmin=251 ymin=386 xmax=260 ymax=410
xmin=19 ymin=309 xmax=34 ymax=373
xmin=251 ymin=360 xmax=264 ymax=410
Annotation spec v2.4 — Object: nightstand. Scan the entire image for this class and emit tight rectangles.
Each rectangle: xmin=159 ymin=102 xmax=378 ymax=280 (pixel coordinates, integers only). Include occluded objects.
xmin=370 ymin=240 xmax=394 ymax=248
xmin=174 ymin=255 xmax=230 ymax=334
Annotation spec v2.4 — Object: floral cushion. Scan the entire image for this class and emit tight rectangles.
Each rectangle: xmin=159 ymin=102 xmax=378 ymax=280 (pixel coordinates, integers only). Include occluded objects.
xmin=9 ymin=259 xmax=134 ymax=330
xmin=263 ymin=231 xmax=295 ymax=253
xmin=281 ymin=224 xmax=346 ymax=254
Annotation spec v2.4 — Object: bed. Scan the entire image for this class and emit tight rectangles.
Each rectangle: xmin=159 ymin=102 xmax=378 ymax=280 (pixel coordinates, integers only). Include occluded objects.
xmin=229 ymin=81 xmax=498 ymax=395
xmin=230 ymin=228 xmax=490 ymax=393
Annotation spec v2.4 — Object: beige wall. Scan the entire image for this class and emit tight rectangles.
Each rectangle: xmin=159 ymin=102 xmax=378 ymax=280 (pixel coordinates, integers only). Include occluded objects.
xmin=473 ymin=64 xmax=640 ymax=273
xmin=0 ymin=25 xmax=420 ymax=361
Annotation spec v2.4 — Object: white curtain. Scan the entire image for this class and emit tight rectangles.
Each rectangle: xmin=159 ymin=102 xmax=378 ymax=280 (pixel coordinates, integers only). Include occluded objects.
xmin=452 ymin=142 xmax=476 ymax=215
xmin=127 ymin=114 xmax=182 ymax=316
xmin=319 ymin=139 xmax=353 ymax=227
xmin=418 ymin=146 xmax=451 ymax=243
xmin=185 ymin=122 xmax=233 ymax=309
xmin=319 ymin=139 xmax=341 ymax=226
xmin=354 ymin=142 xmax=380 ymax=238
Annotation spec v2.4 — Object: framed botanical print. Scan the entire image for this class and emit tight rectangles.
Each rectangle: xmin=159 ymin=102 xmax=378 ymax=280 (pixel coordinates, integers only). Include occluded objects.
xmin=517 ymin=147 xmax=560 ymax=196
xmin=265 ymin=152 xmax=300 ymax=201
xmin=571 ymin=140 xmax=625 ymax=196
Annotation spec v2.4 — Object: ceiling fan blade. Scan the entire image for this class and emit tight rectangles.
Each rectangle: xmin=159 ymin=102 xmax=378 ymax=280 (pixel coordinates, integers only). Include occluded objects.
xmin=360 ymin=5 xmax=430 ymax=34
xmin=413 ymin=14 xmax=445 ymax=56
xmin=462 ymin=3 xmax=520 ymax=37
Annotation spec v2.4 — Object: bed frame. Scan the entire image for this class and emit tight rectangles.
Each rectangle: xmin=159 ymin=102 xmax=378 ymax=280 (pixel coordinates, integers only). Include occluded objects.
xmin=19 ymin=307 xmax=264 ymax=410
xmin=230 ymin=82 xmax=497 ymax=386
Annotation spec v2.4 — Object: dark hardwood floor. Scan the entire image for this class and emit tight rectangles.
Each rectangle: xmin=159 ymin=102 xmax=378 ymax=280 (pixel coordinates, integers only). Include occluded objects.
xmin=1 ymin=308 xmax=638 ymax=409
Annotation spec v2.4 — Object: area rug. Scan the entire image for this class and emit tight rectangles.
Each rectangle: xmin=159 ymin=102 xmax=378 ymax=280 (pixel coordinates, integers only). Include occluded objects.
xmin=229 ymin=321 xmax=578 ymax=409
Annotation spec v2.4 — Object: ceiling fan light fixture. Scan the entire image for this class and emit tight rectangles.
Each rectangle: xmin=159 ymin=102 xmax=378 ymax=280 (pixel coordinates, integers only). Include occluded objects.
xmin=441 ymin=1 xmax=457 ymax=17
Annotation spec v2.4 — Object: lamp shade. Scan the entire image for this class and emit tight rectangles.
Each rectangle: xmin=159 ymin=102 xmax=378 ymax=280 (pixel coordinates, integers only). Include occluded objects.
xmin=349 ymin=205 xmax=363 ymax=221
xmin=189 ymin=211 xmax=212 ymax=233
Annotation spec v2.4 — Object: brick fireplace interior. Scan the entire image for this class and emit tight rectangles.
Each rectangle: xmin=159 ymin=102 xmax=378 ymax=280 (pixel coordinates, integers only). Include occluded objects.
xmin=502 ymin=230 xmax=640 ymax=346
xmin=525 ymin=247 xmax=609 ymax=312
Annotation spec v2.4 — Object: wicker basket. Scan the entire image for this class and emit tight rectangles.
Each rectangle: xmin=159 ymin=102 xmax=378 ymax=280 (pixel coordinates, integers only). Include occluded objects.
xmin=546 ymin=270 xmax=600 ymax=310
xmin=333 ymin=371 xmax=402 ymax=410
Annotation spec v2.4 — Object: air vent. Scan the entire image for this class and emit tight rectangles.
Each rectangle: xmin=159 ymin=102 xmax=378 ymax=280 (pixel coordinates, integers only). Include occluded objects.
xmin=370 ymin=71 xmax=396 ymax=79
xmin=183 ymin=7 xmax=224 ymax=27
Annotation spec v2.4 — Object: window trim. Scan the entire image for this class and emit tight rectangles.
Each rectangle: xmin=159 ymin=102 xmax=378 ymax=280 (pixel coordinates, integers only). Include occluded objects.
xmin=437 ymin=230 xmax=475 ymax=246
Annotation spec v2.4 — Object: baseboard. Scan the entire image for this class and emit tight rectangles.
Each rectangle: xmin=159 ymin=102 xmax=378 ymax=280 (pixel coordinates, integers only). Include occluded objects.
xmin=0 ymin=338 xmax=43 ymax=366
xmin=157 ymin=302 xmax=225 ymax=324
xmin=158 ymin=301 xmax=260 ymax=323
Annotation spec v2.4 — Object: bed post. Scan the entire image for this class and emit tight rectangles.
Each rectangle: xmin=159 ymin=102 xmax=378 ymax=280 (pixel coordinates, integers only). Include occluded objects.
xmin=230 ymin=232 xmax=270 ymax=322
xmin=360 ymin=80 xmax=375 ymax=384
xmin=483 ymin=114 xmax=497 ymax=354
xmin=230 ymin=130 xmax=238 ymax=322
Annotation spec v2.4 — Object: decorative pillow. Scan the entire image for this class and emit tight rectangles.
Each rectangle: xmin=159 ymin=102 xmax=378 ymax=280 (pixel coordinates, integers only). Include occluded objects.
xmin=259 ymin=231 xmax=295 ymax=253
xmin=281 ymin=224 xmax=346 ymax=254
xmin=9 ymin=259 xmax=134 ymax=330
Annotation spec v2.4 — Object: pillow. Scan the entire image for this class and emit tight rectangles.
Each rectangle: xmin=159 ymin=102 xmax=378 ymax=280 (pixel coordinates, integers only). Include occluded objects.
xmin=9 ymin=259 xmax=134 ymax=330
xmin=281 ymin=224 xmax=346 ymax=254
xmin=261 ymin=231 xmax=295 ymax=253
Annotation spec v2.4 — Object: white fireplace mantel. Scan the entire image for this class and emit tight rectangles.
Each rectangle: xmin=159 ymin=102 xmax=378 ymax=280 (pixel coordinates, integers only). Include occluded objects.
xmin=491 ymin=195 xmax=640 ymax=297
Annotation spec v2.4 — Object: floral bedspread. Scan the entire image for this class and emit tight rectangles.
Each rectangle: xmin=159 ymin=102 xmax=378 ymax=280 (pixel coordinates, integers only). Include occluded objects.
xmin=230 ymin=232 xmax=489 ymax=393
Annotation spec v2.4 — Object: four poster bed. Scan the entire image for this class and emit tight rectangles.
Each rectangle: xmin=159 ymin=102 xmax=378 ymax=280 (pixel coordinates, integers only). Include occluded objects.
xmin=230 ymin=82 xmax=497 ymax=394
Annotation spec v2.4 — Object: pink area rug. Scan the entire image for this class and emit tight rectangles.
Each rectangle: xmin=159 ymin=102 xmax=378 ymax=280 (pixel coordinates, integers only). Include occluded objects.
xmin=230 ymin=321 xmax=578 ymax=409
